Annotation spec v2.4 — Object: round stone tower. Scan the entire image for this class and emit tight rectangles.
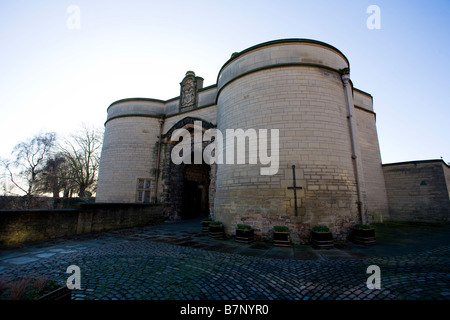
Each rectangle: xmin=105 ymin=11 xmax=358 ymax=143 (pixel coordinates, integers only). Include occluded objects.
xmin=214 ymin=39 xmax=365 ymax=241
xmin=96 ymin=99 xmax=164 ymax=203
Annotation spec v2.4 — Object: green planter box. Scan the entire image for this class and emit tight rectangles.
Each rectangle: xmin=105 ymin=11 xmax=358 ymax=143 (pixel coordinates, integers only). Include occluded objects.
xmin=208 ymin=225 xmax=224 ymax=240
xmin=235 ymin=228 xmax=254 ymax=244
xmin=311 ymin=231 xmax=334 ymax=249
xmin=273 ymin=231 xmax=291 ymax=247
xmin=202 ymin=220 xmax=212 ymax=233
xmin=351 ymin=228 xmax=376 ymax=245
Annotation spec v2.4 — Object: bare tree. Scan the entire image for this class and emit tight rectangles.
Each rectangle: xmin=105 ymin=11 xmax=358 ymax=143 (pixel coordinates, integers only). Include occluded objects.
xmin=35 ymin=155 xmax=66 ymax=198
xmin=1 ymin=132 xmax=56 ymax=208
xmin=34 ymin=154 xmax=80 ymax=208
xmin=0 ymin=162 xmax=14 ymax=195
xmin=58 ymin=124 xmax=103 ymax=198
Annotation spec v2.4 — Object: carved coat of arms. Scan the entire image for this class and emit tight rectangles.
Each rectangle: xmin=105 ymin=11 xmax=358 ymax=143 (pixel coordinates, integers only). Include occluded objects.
xmin=180 ymin=71 xmax=198 ymax=110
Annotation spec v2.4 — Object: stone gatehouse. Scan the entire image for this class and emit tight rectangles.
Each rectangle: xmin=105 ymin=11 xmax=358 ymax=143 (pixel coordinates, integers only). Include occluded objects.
xmin=95 ymin=38 xmax=449 ymax=242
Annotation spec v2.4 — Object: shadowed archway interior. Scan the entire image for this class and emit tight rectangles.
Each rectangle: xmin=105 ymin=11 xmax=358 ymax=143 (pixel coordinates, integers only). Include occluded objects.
xmin=181 ymin=162 xmax=210 ymax=219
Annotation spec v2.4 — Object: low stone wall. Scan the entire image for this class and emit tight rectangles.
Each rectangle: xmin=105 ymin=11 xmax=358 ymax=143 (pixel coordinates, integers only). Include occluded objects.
xmin=80 ymin=203 xmax=165 ymax=233
xmin=0 ymin=203 xmax=164 ymax=246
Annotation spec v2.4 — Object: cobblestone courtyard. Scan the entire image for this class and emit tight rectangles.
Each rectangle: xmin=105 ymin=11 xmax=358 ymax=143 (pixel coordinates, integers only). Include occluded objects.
xmin=1 ymin=220 xmax=449 ymax=300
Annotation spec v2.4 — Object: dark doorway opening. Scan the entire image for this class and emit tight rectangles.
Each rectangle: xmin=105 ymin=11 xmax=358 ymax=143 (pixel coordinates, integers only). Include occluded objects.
xmin=181 ymin=163 xmax=210 ymax=220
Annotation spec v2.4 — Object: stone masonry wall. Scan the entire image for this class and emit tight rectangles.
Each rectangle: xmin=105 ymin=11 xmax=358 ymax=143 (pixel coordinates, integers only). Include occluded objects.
xmin=382 ymin=161 xmax=450 ymax=222
xmin=162 ymin=105 xmax=217 ymax=136
xmin=444 ymin=163 xmax=450 ymax=199
xmin=0 ymin=209 xmax=79 ymax=245
xmin=354 ymin=107 xmax=389 ymax=222
xmin=0 ymin=204 xmax=164 ymax=246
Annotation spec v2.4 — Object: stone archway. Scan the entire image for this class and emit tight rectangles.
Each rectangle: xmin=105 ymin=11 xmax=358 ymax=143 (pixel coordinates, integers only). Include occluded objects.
xmin=160 ymin=117 xmax=216 ymax=220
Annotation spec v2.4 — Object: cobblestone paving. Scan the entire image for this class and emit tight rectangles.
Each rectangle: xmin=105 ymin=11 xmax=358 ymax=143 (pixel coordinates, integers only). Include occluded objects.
xmin=1 ymin=221 xmax=449 ymax=300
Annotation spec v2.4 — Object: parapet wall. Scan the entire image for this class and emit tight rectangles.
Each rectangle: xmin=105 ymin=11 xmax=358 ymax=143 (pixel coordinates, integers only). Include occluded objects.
xmin=0 ymin=204 xmax=164 ymax=246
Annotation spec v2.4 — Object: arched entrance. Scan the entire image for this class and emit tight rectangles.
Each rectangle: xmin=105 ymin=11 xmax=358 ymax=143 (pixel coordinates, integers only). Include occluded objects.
xmin=160 ymin=117 xmax=216 ymax=220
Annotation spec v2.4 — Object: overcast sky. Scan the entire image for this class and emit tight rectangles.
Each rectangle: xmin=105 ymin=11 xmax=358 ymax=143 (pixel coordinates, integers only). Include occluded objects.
xmin=0 ymin=0 xmax=449 ymax=164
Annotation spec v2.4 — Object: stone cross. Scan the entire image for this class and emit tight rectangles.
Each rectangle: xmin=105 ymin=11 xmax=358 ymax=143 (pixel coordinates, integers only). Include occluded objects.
xmin=287 ymin=165 xmax=302 ymax=217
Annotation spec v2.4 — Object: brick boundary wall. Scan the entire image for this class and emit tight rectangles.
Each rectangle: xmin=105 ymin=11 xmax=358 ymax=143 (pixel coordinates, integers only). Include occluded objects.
xmin=0 ymin=203 xmax=164 ymax=246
